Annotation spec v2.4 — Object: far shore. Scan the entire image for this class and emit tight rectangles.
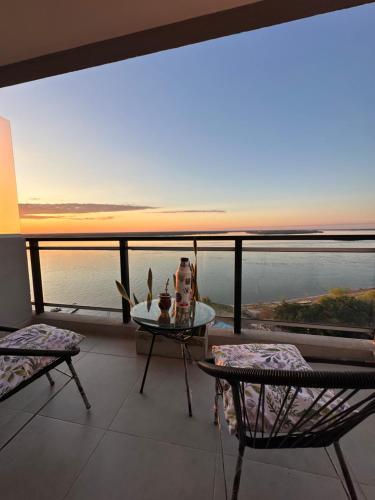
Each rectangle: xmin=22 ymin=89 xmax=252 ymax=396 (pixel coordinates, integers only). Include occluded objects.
xmin=242 ymin=286 xmax=375 ymax=308
xmin=245 ymin=229 xmax=323 ymax=235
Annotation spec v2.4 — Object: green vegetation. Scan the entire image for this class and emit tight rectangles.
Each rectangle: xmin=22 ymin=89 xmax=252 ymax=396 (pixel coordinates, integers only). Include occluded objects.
xmin=328 ymin=287 xmax=349 ymax=297
xmin=358 ymin=290 xmax=375 ymax=302
xmin=274 ymin=291 xmax=375 ymax=339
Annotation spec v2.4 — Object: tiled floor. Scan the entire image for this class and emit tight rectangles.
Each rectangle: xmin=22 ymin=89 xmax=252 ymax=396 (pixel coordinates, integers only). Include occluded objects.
xmin=0 ymin=332 xmax=374 ymax=500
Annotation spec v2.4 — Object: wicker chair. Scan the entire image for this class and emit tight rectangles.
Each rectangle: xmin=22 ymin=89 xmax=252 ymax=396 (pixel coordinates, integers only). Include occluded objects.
xmin=198 ymin=355 xmax=375 ymax=500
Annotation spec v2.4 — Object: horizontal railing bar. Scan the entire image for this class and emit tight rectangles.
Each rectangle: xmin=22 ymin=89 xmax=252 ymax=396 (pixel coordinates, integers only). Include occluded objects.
xmin=25 ymin=234 xmax=375 ymax=242
xmin=130 ymin=246 xmax=230 ymax=251
xmin=32 ymin=246 xmax=120 ymax=251
xmin=34 ymin=302 xmax=235 ymax=321
xmin=26 ymin=245 xmax=375 ymax=253
xmin=35 ymin=302 xmax=372 ymax=333
xmin=243 ymin=247 xmax=375 ymax=253
xmin=31 ymin=246 xmax=233 ymax=251
xmin=37 ymin=302 xmax=122 ymax=312
xmin=242 ymin=318 xmax=372 ymax=333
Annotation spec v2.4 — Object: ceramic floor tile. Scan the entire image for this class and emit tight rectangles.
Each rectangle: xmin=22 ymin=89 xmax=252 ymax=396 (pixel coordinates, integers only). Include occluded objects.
xmin=0 ymin=415 xmax=104 ymax=500
xmin=360 ymin=482 xmax=375 ymax=500
xmin=41 ymin=352 xmax=144 ymax=428
xmin=214 ymin=454 xmax=348 ymax=500
xmin=89 ymin=335 xmax=136 ymax=357
xmin=65 ymin=430 xmax=216 ymax=500
xmin=333 ymin=416 xmax=375 ymax=487
xmin=110 ymin=356 xmax=219 ymax=452
xmin=0 ymin=407 xmax=34 ymax=449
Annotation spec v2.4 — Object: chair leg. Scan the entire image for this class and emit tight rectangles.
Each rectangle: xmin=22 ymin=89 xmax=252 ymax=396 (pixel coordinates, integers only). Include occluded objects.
xmin=66 ymin=358 xmax=91 ymax=409
xmin=231 ymin=444 xmax=245 ymax=500
xmin=334 ymin=441 xmax=358 ymax=500
xmin=182 ymin=344 xmax=193 ymax=417
xmin=46 ymin=372 xmax=55 ymax=386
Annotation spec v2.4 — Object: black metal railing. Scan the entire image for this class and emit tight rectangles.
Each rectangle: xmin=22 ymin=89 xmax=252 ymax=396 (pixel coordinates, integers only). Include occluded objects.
xmin=25 ymin=234 xmax=375 ymax=335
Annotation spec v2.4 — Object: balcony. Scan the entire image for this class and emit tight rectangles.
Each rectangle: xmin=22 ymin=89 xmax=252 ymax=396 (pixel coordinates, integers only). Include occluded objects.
xmin=1 ymin=2 xmax=375 ymax=499
xmin=0 ymin=233 xmax=374 ymax=499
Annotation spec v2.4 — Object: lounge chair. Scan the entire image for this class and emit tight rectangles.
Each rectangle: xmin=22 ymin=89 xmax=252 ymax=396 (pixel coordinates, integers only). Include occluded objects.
xmin=0 ymin=323 xmax=90 ymax=409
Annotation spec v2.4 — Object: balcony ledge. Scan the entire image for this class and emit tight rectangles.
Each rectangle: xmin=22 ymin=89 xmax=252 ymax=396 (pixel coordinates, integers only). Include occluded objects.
xmin=23 ymin=312 xmax=375 ymax=365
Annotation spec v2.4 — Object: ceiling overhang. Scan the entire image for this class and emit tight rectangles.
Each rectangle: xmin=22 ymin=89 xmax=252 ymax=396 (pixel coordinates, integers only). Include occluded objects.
xmin=0 ymin=0 xmax=373 ymax=88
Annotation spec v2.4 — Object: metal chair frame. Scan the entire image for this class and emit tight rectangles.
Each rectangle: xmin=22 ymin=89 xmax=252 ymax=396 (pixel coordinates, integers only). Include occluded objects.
xmin=198 ymin=356 xmax=375 ymax=500
xmin=0 ymin=326 xmax=90 ymax=409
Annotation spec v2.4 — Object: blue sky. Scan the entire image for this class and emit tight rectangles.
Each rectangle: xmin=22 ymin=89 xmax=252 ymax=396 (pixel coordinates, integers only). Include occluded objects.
xmin=1 ymin=3 xmax=374 ymax=232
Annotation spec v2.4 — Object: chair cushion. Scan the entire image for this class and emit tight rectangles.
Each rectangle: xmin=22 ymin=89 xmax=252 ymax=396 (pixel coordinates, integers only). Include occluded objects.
xmin=213 ymin=343 xmax=349 ymax=435
xmin=0 ymin=324 xmax=84 ymax=398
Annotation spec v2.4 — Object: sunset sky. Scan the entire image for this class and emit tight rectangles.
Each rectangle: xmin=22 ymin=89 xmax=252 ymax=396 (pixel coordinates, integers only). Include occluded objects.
xmin=1 ymin=4 xmax=374 ymax=234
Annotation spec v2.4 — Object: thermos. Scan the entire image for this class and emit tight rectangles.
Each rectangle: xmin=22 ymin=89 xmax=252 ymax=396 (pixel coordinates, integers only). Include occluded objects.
xmin=175 ymin=257 xmax=192 ymax=308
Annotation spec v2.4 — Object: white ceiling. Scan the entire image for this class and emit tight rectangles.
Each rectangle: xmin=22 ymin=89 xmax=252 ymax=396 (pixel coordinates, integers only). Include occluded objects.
xmin=0 ymin=0 xmax=262 ymax=67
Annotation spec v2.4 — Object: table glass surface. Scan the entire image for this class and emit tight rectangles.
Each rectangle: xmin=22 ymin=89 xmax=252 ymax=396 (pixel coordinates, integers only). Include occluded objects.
xmin=131 ymin=299 xmax=215 ymax=331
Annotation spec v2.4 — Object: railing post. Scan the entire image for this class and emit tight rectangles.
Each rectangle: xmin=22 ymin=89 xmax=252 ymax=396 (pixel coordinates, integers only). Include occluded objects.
xmin=119 ymin=239 xmax=131 ymax=323
xmin=234 ymin=238 xmax=242 ymax=334
xmin=29 ymin=239 xmax=44 ymax=315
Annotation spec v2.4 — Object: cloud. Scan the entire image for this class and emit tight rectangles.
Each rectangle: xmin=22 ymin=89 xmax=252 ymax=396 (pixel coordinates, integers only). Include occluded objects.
xmin=19 ymin=202 xmax=155 ymax=218
xmin=18 ymin=203 xmax=226 ymax=219
xmin=22 ymin=215 xmax=115 ymax=220
xmin=153 ymin=209 xmax=226 ymax=214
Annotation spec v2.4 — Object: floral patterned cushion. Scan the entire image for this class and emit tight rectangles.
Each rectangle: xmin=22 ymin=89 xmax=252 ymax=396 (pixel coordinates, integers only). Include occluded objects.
xmin=213 ymin=343 xmax=348 ymax=435
xmin=0 ymin=324 xmax=84 ymax=398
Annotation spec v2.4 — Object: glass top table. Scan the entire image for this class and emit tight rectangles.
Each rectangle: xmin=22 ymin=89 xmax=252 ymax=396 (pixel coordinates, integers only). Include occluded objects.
xmin=131 ymin=299 xmax=215 ymax=332
xmin=131 ymin=299 xmax=215 ymax=417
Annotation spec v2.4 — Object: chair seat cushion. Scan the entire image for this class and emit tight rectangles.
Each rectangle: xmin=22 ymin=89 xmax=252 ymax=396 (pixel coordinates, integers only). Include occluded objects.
xmin=213 ymin=343 xmax=349 ymax=435
xmin=0 ymin=324 xmax=84 ymax=398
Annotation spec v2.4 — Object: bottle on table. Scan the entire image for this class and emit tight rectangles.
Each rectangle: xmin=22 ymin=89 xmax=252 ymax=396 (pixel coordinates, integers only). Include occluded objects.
xmin=175 ymin=257 xmax=192 ymax=309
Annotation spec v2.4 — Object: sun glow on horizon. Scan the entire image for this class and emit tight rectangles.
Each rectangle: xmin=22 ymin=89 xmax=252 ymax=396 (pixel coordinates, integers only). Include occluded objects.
xmin=18 ymin=208 xmax=375 ymax=234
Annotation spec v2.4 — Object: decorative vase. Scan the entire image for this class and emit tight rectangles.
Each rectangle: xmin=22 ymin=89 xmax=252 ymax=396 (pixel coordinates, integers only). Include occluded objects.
xmin=158 ymin=292 xmax=172 ymax=312
xmin=175 ymin=257 xmax=192 ymax=309
xmin=158 ymin=310 xmax=171 ymax=325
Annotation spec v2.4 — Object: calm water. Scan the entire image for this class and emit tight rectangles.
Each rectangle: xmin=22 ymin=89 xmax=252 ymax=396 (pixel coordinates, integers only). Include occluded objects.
xmin=28 ymin=231 xmax=375 ymax=309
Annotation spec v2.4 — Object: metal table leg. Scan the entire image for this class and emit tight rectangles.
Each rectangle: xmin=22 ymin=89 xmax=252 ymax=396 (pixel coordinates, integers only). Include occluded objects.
xmin=140 ymin=333 xmax=156 ymax=394
xmin=182 ymin=343 xmax=193 ymax=417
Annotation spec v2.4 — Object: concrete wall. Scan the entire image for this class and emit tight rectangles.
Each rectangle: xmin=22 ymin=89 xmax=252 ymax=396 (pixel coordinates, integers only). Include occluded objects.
xmin=0 ymin=117 xmax=20 ymax=234
xmin=0 ymin=235 xmax=32 ymax=328
xmin=0 ymin=116 xmax=32 ymax=328
xmin=208 ymin=328 xmax=375 ymax=364
xmin=25 ymin=312 xmax=375 ymax=364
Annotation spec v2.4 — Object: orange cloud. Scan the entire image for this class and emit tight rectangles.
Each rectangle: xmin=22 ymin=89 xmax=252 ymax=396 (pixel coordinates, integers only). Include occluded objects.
xmin=19 ymin=202 xmax=155 ymax=217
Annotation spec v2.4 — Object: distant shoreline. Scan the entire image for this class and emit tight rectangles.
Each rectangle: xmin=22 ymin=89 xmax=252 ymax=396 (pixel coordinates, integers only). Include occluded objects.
xmin=246 ymin=229 xmax=323 ymax=235
xmin=206 ymin=287 xmax=375 ymax=317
